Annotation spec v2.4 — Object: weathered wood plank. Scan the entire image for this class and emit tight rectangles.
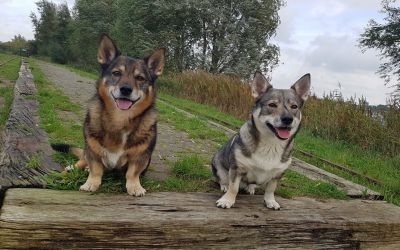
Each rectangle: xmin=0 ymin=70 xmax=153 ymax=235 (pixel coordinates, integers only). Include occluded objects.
xmin=1 ymin=188 xmax=399 ymax=249
xmin=291 ymin=158 xmax=382 ymax=199
xmin=0 ymin=61 xmax=62 ymax=194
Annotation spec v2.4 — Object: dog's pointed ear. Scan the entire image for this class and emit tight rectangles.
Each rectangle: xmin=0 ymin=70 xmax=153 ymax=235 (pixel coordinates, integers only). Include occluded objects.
xmin=291 ymin=73 xmax=311 ymax=101
xmin=251 ymin=71 xmax=272 ymax=98
xmin=97 ymin=34 xmax=120 ymax=65
xmin=146 ymin=48 xmax=165 ymax=76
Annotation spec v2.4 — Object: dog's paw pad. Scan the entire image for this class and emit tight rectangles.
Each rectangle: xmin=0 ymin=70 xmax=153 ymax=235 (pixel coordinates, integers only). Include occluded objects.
xmin=80 ymin=181 xmax=100 ymax=192
xmin=264 ymin=199 xmax=280 ymax=210
xmin=216 ymin=197 xmax=235 ymax=209
xmin=127 ymin=184 xmax=146 ymax=197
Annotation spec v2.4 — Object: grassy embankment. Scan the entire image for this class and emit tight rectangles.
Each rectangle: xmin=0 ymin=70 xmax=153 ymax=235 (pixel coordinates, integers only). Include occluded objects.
xmin=29 ymin=60 xmax=346 ymax=200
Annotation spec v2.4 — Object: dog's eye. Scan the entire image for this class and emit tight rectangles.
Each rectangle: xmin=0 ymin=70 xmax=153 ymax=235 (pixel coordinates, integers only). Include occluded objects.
xmin=135 ymin=75 xmax=145 ymax=81
xmin=268 ymin=103 xmax=277 ymax=108
xmin=112 ymin=71 xmax=121 ymax=77
xmin=291 ymin=104 xmax=298 ymax=109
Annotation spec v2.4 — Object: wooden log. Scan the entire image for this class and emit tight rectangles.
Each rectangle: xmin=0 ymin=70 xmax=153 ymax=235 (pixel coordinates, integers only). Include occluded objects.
xmin=296 ymin=149 xmax=384 ymax=186
xmin=291 ymin=158 xmax=382 ymax=199
xmin=1 ymin=188 xmax=399 ymax=249
xmin=0 ymin=61 xmax=62 ymax=194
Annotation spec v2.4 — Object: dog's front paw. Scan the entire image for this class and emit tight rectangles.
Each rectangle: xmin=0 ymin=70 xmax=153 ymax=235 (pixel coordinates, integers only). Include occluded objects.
xmin=264 ymin=199 xmax=280 ymax=210
xmin=220 ymin=184 xmax=228 ymax=193
xmin=216 ymin=197 xmax=235 ymax=209
xmin=80 ymin=180 xmax=100 ymax=192
xmin=246 ymin=184 xmax=257 ymax=195
xmin=126 ymin=183 xmax=146 ymax=197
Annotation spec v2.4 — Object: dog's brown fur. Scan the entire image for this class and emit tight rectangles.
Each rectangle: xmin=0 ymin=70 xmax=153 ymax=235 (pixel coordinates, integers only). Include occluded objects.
xmin=52 ymin=34 xmax=165 ymax=196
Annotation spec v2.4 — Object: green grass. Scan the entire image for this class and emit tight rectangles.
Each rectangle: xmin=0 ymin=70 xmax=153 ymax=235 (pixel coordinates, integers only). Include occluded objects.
xmin=294 ymin=131 xmax=400 ymax=205
xmin=26 ymin=154 xmax=42 ymax=169
xmin=0 ymin=53 xmax=20 ymax=128
xmin=0 ymin=86 xmax=14 ymax=127
xmin=0 ymin=54 xmax=20 ymax=81
xmin=172 ymin=155 xmax=211 ymax=180
xmin=157 ymin=100 xmax=229 ymax=145
xmin=159 ymin=92 xmax=243 ymax=129
xmin=43 ymin=151 xmax=347 ymax=199
xmin=43 ymin=155 xmax=215 ymax=193
xmin=277 ymin=170 xmax=347 ymax=199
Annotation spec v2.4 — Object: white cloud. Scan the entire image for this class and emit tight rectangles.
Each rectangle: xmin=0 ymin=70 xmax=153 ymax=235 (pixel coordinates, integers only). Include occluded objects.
xmin=307 ymin=35 xmax=379 ymax=72
xmin=0 ymin=0 xmax=75 ymax=42
xmin=270 ymin=0 xmax=391 ymax=105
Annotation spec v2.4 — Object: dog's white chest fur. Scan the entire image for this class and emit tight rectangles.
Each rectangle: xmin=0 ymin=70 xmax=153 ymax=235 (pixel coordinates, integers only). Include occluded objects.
xmin=102 ymin=150 xmax=125 ymax=169
xmin=235 ymin=136 xmax=290 ymax=185
xmin=101 ymin=132 xmax=129 ymax=169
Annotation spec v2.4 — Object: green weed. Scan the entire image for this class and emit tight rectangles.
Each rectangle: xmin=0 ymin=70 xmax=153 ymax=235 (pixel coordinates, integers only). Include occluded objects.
xmin=26 ymin=155 xmax=42 ymax=169
xmin=172 ymin=155 xmax=211 ymax=180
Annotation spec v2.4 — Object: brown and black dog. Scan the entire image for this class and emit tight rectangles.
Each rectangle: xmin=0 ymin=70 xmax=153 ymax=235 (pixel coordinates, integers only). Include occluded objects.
xmin=52 ymin=34 xmax=165 ymax=196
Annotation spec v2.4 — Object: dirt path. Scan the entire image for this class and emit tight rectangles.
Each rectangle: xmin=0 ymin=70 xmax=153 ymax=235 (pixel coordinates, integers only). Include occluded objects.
xmin=37 ymin=61 xmax=216 ymax=180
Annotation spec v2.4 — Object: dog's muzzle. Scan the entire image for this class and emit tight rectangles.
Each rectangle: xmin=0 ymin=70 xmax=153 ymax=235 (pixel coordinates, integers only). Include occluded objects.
xmin=111 ymin=88 xmax=141 ymax=110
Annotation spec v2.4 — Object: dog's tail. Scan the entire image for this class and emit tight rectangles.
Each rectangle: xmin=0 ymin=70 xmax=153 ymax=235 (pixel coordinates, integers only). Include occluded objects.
xmin=51 ymin=143 xmax=87 ymax=171
xmin=51 ymin=143 xmax=84 ymax=159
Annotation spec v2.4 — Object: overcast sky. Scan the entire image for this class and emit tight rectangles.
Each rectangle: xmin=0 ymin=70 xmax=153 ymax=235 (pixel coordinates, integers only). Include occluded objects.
xmin=270 ymin=0 xmax=395 ymax=105
xmin=0 ymin=0 xmax=395 ymax=104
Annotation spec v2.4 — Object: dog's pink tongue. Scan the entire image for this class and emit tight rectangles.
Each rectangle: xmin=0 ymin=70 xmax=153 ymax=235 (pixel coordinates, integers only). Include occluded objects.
xmin=276 ymin=128 xmax=291 ymax=139
xmin=116 ymin=99 xmax=133 ymax=110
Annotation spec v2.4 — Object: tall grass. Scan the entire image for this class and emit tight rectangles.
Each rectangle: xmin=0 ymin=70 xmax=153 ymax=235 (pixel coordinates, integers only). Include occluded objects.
xmin=160 ymin=71 xmax=400 ymax=157
xmin=303 ymin=95 xmax=400 ymax=156
xmin=159 ymin=70 xmax=254 ymax=120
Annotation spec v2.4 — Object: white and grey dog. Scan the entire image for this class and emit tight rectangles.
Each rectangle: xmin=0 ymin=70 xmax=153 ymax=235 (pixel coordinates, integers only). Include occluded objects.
xmin=212 ymin=71 xmax=311 ymax=209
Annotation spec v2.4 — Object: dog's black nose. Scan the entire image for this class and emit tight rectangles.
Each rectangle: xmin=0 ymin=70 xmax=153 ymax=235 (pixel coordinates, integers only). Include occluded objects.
xmin=281 ymin=116 xmax=293 ymax=126
xmin=120 ymin=85 xmax=132 ymax=96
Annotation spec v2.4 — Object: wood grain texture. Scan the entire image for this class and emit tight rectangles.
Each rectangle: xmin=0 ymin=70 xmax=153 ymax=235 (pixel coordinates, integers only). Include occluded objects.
xmin=1 ymin=188 xmax=399 ymax=249
xmin=0 ymin=61 xmax=62 ymax=193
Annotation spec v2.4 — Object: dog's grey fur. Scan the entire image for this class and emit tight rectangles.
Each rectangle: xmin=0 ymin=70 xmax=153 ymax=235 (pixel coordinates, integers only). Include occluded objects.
xmin=212 ymin=72 xmax=311 ymax=209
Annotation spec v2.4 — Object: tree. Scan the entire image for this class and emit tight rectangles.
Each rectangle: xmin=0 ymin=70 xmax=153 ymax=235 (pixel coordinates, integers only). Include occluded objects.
xmin=68 ymin=0 xmax=117 ymax=70
xmin=30 ymin=0 xmax=283 ymax=77
xmin=0 ymin=35 xmax=29 ymax=55
xmin=30 ymin=0 xmax=58 ymax=56
xmin=359 ymin=0 xmax=400 ymax=100
xmin=197 ymin=0 xmax=283 ymax=77
xmin=111 ymin=0 xmax=283 ymax=78
xmin=30 ymin=0 xmax=72 ymax=63
xmin=52 ymin=3 xmax=72 ymax=63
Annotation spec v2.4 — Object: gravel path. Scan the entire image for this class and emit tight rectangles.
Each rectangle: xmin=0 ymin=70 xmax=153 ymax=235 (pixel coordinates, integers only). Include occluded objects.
xmin=37 ymin=61 xmax=215 ymax=181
